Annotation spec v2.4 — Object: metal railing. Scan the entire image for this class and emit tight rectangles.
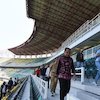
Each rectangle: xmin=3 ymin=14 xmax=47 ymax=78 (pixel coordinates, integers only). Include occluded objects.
xmin=31 ymin=75 xmax=48 ymax=100
xmin=30 ymin=76 xmax=42 ymax=100
xmin=75 ymin=67 xmax=85 ymax=83
xmin=62 ymin=12 xmax=100 ymax=48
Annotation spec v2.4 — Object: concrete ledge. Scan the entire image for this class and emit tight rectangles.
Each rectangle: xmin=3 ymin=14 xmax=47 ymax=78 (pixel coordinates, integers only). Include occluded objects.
xmin=71 ymin=80 xmax=100 ymax=96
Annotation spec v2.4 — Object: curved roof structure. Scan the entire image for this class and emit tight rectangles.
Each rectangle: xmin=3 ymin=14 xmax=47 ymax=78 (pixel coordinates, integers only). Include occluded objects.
xmin=9 ymin=0 xmax=100 ymax=55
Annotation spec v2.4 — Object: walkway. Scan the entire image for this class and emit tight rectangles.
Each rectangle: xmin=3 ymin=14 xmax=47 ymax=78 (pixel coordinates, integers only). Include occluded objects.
xmin=47 ymin=79 xmax=100 ymax=100
xmin=47 ymin=82 xmax=67 ymax=100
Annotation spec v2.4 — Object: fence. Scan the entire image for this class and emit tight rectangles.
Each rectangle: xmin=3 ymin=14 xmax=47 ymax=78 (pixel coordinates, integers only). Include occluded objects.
xmin=75 ymin=67 xmax=85 ymax=83
xmin=31 ymin=75 xmax=48 ymax=100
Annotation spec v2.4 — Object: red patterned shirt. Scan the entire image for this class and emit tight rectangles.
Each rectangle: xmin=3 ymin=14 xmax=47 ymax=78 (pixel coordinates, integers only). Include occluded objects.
xmin=57 ymin=55 xmax=75 ymax=80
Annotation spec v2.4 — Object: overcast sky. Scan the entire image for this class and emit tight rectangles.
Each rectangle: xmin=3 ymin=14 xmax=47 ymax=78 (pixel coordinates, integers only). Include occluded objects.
xmin=0 ymin=0 xmax=34 ymax=50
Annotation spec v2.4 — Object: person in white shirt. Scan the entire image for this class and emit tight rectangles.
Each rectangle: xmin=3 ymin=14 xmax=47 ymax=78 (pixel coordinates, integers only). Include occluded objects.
xmin=13 ymin=78 xmax=18 ymax=86
xmin=0 ymin=82 xmax=7 ymax=98
xmin=45 ymin=66 xmax=50 ymax=88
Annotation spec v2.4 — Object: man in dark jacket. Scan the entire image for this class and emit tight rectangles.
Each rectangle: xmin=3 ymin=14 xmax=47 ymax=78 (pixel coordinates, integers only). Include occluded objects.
xmin=76 ymin=50 xmax=84 ymax=68
xmin=40 ymin=65 xmax=47 ymax=80
xmin=8 ymin=78 xmax=13 ymax=92
xmin=57 ymin=48 xmax=75 ymax=100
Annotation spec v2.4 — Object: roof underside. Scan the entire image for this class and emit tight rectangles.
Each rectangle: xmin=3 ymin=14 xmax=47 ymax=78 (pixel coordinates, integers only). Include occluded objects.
xmin=9 ymin=0 xmax=100 ymax=55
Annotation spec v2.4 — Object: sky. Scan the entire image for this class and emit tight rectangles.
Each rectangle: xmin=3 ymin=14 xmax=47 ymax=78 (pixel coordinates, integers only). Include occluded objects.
xmin=0 ymin=0 xmax=34 ymax=50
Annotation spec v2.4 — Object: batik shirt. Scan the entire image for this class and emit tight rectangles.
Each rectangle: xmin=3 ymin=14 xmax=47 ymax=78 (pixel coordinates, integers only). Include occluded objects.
xmin=57 ymin=56 xmax=75 ymax=80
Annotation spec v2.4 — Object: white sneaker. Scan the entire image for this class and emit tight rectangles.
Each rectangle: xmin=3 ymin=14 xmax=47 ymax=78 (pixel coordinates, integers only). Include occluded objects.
xmin=92 ymin=82 xmax=98 ymax=86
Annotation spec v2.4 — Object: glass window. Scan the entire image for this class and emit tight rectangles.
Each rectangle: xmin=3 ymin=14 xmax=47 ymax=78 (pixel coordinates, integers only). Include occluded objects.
xmin=87 ymin=48 xmax=92 ymax=55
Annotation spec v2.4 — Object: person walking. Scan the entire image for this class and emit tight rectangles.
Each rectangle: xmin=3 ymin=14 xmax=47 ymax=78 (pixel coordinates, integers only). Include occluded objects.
xmin=40 ymin=65 xmax=47 ymax=80
xmin=76 ymin=49 xmax=84 ymax=68
xmin=93 ymin=48 xmax=100 ymax=86
xmin=35 ymin=67 xmax=41 ymax=77
xmin=57 ymin=48 xmax=75 ymax=100
xmin=0 ymin=82 xmax=7 ymax=98
xmin=49 ymin=59 xmax=59 ymax=96
xmin=45 ymin=65 xmax=50 ymax=88
xmin=8 ymin=78 xmax=13 ymax=92
xmin=13 ymin=78 xmax=18 ymax=86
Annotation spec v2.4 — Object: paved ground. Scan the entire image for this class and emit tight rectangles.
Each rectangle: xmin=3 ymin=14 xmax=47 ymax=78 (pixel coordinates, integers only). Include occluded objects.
xmin=47 ymin=82 xmax=59 ymax=100
xmin=47 ymin=82 xmax=67 ymax=100
xmin=47 ymin=78 xmax=100 ymax=100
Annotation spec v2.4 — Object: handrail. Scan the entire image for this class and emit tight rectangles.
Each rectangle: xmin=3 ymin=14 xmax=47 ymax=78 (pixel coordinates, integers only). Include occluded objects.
xmin=46 ymin=13 xmax=100 ymax=61
xmin=31 ymin=75 xmax=48 ymax=100
xmin=75 ymin=67 xmax=85 ymax=83
xmin=30 ymin=76 xmax=42 ymax=100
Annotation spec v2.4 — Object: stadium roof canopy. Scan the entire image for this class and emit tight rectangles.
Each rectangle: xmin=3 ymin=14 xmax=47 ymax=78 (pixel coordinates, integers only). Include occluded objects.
xmin=9 ymin=0 xmax=100 ymax=55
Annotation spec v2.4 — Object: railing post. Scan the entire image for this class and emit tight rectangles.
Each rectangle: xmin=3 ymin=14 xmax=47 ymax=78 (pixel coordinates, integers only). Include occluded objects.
xmin=81 ymin=67 xmax=85 ymax=83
